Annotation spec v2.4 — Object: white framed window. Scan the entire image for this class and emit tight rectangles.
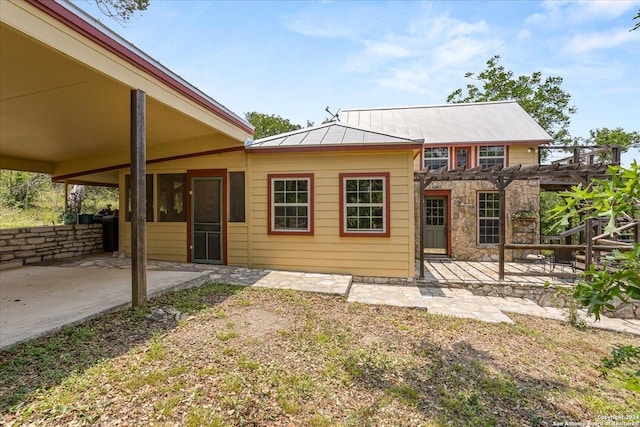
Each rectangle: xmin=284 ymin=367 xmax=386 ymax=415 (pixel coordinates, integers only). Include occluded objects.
xmin=268 ymin=174 xmax=313 ymax=235
xmin=423 ymin=147 xmax=449 ymax=170
xmin=340 ymin=173 xmax=390 ymax=237
xmin=478 ymin=192 xmax=500 ymax=244
xmin=478 ymin=146 xmax=505 ymax=168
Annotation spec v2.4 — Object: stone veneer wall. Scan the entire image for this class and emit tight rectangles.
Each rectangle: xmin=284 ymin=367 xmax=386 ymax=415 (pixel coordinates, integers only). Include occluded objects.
xmin=0 ymin=224 xmax=103 ymax=270
xmin=416 ymin=180 xmax=540 ymax=261
xmin=352 ymin=275 xmax=412 ymax=286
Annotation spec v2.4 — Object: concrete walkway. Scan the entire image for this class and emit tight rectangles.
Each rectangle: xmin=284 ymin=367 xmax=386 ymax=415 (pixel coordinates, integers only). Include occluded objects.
xmin=2 ymin=254 xmax=639 ymax=348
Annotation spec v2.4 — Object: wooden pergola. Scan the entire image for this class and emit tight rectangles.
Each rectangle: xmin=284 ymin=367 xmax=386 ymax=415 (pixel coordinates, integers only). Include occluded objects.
xmin=415 ymin=160 xmax=632 ymax=280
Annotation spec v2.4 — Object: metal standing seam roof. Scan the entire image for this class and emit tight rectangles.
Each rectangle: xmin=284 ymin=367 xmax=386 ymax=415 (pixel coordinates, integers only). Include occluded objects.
xmin=341 ymin=100 xmax=552 ymax=145
xmin=245 ymin=122 xmax=424 ymax=149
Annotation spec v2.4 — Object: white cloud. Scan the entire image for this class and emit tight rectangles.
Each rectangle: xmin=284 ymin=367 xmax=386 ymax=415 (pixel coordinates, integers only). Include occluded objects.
xmin=408 ymin=16 xmax=489 ymax=40
xmin=363 ymin=40 xmax=414 ymax=59
xmin=569 ymin=0 xmax=638 ymax=21
xmin=372 ymin=65 xmax=434 ymax=93
xmin=282 ymin=11 xmax=363 ymax=39
xmin=565 ymin=27 xmax=640 ymax=53
xmin=332 ymin=12 xmax=498 ymax=96
xmin=526 ymin=0 xmax=639 ymax=26
xmin=348 ymin=37 xmax=500 ymax=101
xmin=432 ymin=37 xmax=498 ymax=69
xmin=518 ymin=29 xmax=532 ymax=40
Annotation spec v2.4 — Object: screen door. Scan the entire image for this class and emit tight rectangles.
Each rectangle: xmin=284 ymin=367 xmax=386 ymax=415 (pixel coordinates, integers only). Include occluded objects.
xmin=191 ymin=177 xmax=223 ymax=263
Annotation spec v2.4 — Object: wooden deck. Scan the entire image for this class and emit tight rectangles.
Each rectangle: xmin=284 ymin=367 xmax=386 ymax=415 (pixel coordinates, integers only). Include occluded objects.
xmin=421 ymin=260 xmax=574 ymax=286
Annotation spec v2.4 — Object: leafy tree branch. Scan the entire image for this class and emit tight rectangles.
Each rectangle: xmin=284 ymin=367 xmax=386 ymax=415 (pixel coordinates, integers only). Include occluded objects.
xmin=550 ymin=162 xmax=640 ymax=392
xmin=245 ymin=112 xmax=305 ymax=140
xmin=447 ymin=55 xmax=577 ymax=145
xmin=92 ymin=0 xmax=149 ymax=23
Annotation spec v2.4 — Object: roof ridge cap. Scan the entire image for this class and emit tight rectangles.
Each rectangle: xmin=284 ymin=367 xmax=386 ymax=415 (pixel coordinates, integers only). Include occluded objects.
xmin=342 ymin=100 xmax=518 ymax=112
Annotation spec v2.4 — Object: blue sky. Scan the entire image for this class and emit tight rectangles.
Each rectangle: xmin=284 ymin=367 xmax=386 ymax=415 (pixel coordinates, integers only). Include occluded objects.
xmin=73 ymin=0 xmax=639 ymax=164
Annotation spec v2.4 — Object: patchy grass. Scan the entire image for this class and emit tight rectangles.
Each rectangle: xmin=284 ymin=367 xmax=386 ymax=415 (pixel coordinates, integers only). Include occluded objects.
xmin=1 ymin=282 xmax=639 ymax=426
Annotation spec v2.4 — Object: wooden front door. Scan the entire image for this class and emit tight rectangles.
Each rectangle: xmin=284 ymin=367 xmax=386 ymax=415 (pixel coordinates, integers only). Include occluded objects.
xmin=190 ymin=176 xmax=224 ymax=264
xmin=424 ymin=197 xmax=447 ymax=252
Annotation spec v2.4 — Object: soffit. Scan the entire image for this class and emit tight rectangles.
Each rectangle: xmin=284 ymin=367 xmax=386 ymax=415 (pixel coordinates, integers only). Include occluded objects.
xmin=0 ymin=1 xmax=250 ymax=185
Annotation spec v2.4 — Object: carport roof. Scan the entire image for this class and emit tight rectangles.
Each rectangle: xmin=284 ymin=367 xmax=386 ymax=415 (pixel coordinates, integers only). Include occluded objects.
xmin=0 ymin=0 xmax=253 ymax=185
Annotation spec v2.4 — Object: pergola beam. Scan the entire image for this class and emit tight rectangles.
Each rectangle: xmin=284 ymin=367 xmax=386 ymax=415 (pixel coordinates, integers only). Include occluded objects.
xmin=415 ymin=157 xmax=617 ymax=282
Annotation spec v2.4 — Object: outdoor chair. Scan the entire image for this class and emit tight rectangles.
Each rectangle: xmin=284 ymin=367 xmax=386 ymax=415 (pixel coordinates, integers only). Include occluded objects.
xmin=551 ymin=249 xmax=576 ymax=275
xmin=523 ymin=253 xmax=547 ymax=272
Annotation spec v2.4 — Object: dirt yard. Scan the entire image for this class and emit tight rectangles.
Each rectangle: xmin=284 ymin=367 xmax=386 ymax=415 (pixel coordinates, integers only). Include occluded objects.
xmin=1 ymin=282 xmax=639 ymax=426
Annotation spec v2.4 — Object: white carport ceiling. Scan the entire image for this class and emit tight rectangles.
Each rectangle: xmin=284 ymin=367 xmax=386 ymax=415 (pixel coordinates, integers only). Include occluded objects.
xmin=0 ymin=1 xmax=252 ymax=185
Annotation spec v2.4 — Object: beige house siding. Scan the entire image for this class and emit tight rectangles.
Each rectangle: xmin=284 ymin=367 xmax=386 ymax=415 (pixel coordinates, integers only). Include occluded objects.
xmin=248 ymin=150 xmax=416 ymax=278
xmin=116 ymin=143 xmax=539 ymax=269
xmin=121 ymin=223 xmax=187 ymax=261
xmin=508 ymin=145 xmax=539 ymax=166
xmin=116 ymin=148 xmax=416 ymax=278
xmin=119 ymin=150 xmax=249 ymax=265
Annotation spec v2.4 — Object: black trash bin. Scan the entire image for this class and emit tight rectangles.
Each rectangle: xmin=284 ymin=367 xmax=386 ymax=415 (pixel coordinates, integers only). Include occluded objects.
xmin=100 ymin=216 xmax=119 ymax=252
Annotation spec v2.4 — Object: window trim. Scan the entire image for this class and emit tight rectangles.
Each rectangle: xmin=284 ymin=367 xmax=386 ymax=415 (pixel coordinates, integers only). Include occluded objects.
xmin=477 ymin=191 xmax=500 ymax=245
xmin=423 ymin=147 xmax=450 ymax=170
xmin=339 ymin=172 xmax=391 ymax=237
xmin=478 ymin=145 xmax=507 ymax=168
xmin=268 ymin=173 xmax=314 ymax=236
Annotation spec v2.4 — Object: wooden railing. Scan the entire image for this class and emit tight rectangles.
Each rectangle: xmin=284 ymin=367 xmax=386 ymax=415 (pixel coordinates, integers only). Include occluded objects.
xmin=538 ymin=144 xmax=621 ymax=166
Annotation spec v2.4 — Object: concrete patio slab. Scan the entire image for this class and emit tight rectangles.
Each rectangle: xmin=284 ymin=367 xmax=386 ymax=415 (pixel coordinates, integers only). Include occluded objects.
xmin=1 ymin=266 xmax=207 ymax=348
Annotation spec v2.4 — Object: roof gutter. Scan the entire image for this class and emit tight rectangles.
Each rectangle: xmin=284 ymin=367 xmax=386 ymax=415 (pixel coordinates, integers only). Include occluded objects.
xmin=422 ymin=140 xmax=552 ymax=147
xmin=245 ymin=143 xmax=424 ymax=154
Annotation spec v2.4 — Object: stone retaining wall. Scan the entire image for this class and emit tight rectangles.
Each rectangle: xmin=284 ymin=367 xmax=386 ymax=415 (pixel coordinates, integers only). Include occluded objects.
xmin=356 ymin=274 xmax=638 ymax=319
xmin=352 ymin=276 xmax=413 ymax=286
xmin=443 ymin=280 xmax=640 ymax=320
xmin=0 ymin=224 xmax=103 ymax=269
